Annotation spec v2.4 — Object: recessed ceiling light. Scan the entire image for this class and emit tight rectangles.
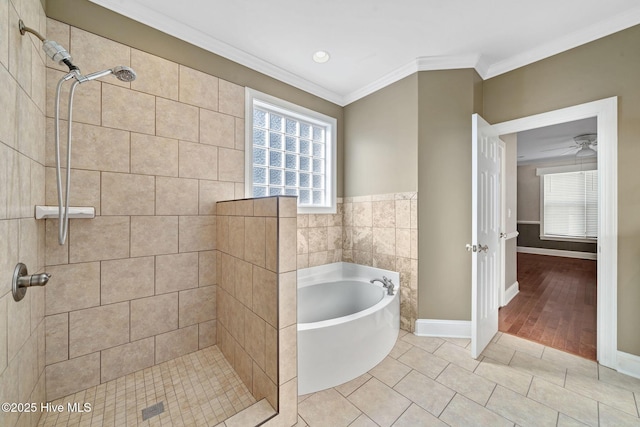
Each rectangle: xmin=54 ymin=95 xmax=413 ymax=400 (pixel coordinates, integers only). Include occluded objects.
xmin=312 ymin=50 xmax=330 ymax=63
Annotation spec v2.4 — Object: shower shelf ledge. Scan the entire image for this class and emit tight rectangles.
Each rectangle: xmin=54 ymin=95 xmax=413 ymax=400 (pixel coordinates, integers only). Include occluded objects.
xmin=35 ymin=206 xmax=95 ymax=220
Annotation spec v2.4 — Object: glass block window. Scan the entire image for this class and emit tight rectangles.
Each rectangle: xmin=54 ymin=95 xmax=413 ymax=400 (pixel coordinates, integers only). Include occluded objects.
xmin=246 ymin=89 xmax=337 ymax=213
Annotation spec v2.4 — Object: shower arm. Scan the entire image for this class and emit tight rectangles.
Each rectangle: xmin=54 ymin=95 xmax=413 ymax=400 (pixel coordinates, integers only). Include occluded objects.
xmin=18 ymin=19 xmax=45 ymax=42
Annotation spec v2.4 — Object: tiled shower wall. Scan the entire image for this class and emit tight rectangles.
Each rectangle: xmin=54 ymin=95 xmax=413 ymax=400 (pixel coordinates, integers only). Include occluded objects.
xmin=42 ymin=19 xmax=246 ymax=401
xmin=0 ymin=1 xmax=47 ymax=427
xmin=216 ymin=196 xmax=298 ymax=425
xmin=297 ymin=193 xmax=419 ymax=331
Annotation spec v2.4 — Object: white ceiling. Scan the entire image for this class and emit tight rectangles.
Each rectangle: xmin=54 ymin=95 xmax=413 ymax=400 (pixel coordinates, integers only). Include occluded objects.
xmin=516 ymin=118 xmax=597 ymax=165
xmin=89 ymin=0 xmax=640 ymax=106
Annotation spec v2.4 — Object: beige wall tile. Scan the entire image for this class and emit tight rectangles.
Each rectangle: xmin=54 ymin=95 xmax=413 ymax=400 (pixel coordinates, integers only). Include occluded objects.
xmin=309 ymin=214 xmax=328 ymax=228
xmin=199 ymin=180 xmax=234 ymax=215
xmin=198 ymin=319 xmax=216 ymax=349
xmin=244 ymin=310 xmax=266 ymax=369
xmin=245 ymin=217 xmax=265 ymax=267
xmin=156 ymin=97 xmax=199 ymax=142
xmin=373 ymin=200 xmax=396 ymax=228
xmin=7 ymin=288 xmax=30 ymax=363
xmin=0 ymin=66 xmax=17 ymax=149
xmin=131 ymin=49 xmax=179 ymax=99
xmin=228 ymin=216 xmax=245 ymax=259
xmin=265 ymin=218 xmax=277 ymax=272
xmin=131 ymin=133 xmax=179 ymax=177
xmin=235 ymin=258 xmax=253 ymax=309
xmin=130 ymin=216 xmax=178 ymax=257
xmin=279 ymin=324 xmax=297 ymax=385
xmin=199 ymin=250 xmax=217 ymax=286
xmin=200 ymin=108 xmax=234 ymax=147
xmin=218 ymin=252 xmax=234 ymax=297
xmin=179 ymin=65 xmax=219 ymax=111
xmin=179 ymin=141 xmax=218 ymax=180
xmin=279 ymin=217 xmax=297 ymax=273
xmin=46 ymin=68 xmax=101 ymax=125
xmin=235 ymin=118 xmax=245 ymax=150
xmin=278 ymin=271 xmax=296 ymax=329
xmin=45 ymin=352 xmax=100 ymax=401
xmin=9 ymin=6 xmax=32 ymax=95
xmin=68 ymin=302 xmax=129 ymax=358
xmin=101 ymin=256 xmax=155 ymax=305
xmin=308 ymin=227 xmax=328 ymax=252
xmin=235 ymin=199 xmax=254 ymax=216
xmin=44 ymin=220 xmax=68 ymax=266
xmin=70 ymin=27 xmax=131 ymax=88
xmin=216 ymin=215 xmax=229 ymax=254
xmin=0 ymin=0 xmax=8 ymax=69
xmin=102 ymin=83 xmax=155 ymax=134
xmin=69 ymin=216 xmax=130 ymax=263
xmin=253 ymin=363 xmax=277 ymax=409
xmin=45 ymin=313 xmax=68 ymax=365
xmin=265 ymin=324 xmax=277 ymax=384
xmin=179 ymin=215 xmax=216 ymax=252
xmin=45 ymin=262 xmax=100 ymax=315
xmin=0 ymin=295 xmax=6 ymax=374
xmin=101 ymin=172 xmax=155 ymax=216
xmin=353 ymin=201 xmax=373 ymax=227
xmin=179 ymin=285 xmax=216 ymax=327
xmin=155 ymin=252 xmax=199 ymax=294
xmin=156 ymin=176 xmax=198 ymax=215
xmin=0 ymin=358 xmax=19 ymax=427
xmin=155 ymin=325 xmax=198 ymax=364
xmin=131 ymin=293 xmax=178 ymax=341
xmin=395 ymin=199 xmax=411 ymax=229
xmin=254 ymin=197 xmax=277 ymax=217
xmin=218 ymin=80 xmax=244 ymax=118
xmin=101 ymin=337 xmax=155 ymax=383
xmin=396 ymin=228 xmax=411 ymax=258
xmin=226 ymin=296 xmax=245 ymax=347
xmin=218 ymin=148 xmax=244 ymax=182
xmin=252 ymin=266 xmax=277 ymax=327
xmin=45 ymin=168 xmax=100 ymax=216
xmin=45 ymin=119 xmax=130 ymax=174
xmin=234 ymin=340 xmax=253 ymax=390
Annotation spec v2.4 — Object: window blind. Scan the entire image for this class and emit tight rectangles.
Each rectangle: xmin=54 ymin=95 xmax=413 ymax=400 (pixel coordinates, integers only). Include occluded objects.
xmin=542 ymin=170 xmax=598 ymax=239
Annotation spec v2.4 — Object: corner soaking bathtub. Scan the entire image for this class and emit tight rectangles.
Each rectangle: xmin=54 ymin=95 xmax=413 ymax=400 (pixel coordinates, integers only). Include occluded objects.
xmin=297 ymin=262 xmax=400 ymax=395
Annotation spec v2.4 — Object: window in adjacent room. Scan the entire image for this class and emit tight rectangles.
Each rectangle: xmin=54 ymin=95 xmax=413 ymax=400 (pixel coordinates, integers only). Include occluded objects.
xmin=538 ymin=164 xmax=598 ymax=242
xmin=245 ymin=88 xmax=337 ymax=213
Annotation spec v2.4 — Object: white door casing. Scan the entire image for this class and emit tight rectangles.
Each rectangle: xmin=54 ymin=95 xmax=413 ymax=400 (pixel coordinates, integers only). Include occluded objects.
xmin=471 ymin=114 xmax=503 ymax=359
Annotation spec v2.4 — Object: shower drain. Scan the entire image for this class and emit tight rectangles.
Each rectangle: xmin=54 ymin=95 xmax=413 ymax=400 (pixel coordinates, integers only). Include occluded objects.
xmin=142 ymin=401 xmax=165 ymax=421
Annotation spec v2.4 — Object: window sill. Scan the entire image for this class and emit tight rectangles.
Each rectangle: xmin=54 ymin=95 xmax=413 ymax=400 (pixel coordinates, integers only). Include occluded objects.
xmin=539 ymin=235 xmax=597 ymax=244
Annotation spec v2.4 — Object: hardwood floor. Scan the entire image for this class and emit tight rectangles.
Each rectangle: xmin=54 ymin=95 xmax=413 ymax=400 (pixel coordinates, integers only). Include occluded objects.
xmin=499 ymin=252 xmax=597 ymax=360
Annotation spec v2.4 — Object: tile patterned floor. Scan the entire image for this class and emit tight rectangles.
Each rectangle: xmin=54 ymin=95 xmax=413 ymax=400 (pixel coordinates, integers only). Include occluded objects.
xmin=38 ymin=346 xmax=256 ymax=427
xmin=296 ymin=331 xmax=640 ymax=427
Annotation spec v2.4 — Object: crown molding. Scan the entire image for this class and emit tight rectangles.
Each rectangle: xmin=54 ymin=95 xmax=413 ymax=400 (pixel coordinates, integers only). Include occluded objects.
xmin=484 ymin=6 xmax=640 ymax=79
xmin=88 ymin=0 xmax=345 ymax=105
xmin=89 ymin=1 xmax=640 ymax=107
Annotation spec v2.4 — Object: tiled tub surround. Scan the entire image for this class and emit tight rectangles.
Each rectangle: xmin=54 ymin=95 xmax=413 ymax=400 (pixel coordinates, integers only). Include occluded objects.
xmin=42 ymin=19 xmax=245 ymax=401
xmin=216 ymin=196 xmax=299 ymax=426
xmin=298 ymin=193 xmax=418 ymax=332
xmin=0 ymin=1 xmax=48 ymax=427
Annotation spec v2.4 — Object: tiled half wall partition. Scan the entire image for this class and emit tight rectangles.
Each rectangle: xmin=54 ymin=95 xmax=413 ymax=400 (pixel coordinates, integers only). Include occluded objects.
xmin=297 ymin=193 xmax=419 ymax=331
xmin=216 ymin=196 xmax=298 ymax=426
xmin=42 ymin=18 xmax=246 ymax=401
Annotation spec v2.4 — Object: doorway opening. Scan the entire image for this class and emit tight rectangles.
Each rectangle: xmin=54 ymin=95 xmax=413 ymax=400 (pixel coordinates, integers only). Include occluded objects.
xmin=475 ymin=97 xmax=618 ymax=369
xmin=498 ymin=118 xmax=599 ymax=360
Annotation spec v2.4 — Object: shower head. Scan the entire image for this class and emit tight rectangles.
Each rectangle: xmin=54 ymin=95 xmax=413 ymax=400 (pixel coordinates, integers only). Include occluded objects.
xmin=113 ymin=66 xmax=137 ymax=82
xmin=80 ymin=66 xmax=137 ymax=83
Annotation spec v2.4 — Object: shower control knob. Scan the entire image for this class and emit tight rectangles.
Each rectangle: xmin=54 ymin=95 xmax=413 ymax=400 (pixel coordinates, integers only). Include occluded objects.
xmin=12 ymin=263 xmax=51 ymax=302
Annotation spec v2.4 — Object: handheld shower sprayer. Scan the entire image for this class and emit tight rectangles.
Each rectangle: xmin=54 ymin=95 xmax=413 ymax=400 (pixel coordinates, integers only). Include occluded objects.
xmin=19 ymin=19 xmax=137 ymax=245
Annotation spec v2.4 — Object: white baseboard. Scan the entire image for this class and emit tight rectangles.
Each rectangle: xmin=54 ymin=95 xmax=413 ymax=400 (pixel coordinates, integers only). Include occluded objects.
xmin=617 ymin=351 xmax=640 ymax=380
xmin=504 ymin=281 xmax=519 ymax=306
xmin=414 ymin=319 xmax=471 ymax=338
xmin=516 ymin=246 xmax=597 ymax=260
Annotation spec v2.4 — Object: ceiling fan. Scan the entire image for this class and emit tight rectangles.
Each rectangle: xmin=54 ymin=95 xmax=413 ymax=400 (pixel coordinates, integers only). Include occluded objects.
xmin=541 ymin=133 xmax=597 ymax=158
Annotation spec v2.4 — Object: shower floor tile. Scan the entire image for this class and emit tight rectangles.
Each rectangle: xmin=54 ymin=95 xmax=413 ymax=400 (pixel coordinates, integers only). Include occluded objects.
xmin=38 ymin=345 xmax=256 ymax=427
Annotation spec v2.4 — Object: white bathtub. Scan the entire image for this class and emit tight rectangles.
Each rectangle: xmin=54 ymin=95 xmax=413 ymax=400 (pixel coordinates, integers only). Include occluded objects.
xmin=297 ymin=262 xmax=400 ymax=395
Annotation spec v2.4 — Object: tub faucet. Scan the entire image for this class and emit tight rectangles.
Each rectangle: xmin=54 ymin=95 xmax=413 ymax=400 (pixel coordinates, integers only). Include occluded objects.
xmin=370 ymin=276 xmax=395 ymax=295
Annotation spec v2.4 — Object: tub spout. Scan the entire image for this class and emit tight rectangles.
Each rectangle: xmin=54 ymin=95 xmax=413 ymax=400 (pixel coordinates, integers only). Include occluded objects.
xmin=370 ymin=276 xmax=395 ymax=294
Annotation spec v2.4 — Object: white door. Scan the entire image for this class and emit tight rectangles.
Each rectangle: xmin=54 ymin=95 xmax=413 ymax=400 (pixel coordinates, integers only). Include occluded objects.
xmin=470 ymin=114 xmax=503 ymax=358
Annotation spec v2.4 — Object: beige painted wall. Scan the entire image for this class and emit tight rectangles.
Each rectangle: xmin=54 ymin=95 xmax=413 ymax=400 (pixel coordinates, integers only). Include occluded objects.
xmin=343 ymin=74 xmax=418 ymax=196
xmin=484 ymin=24 xmax=640 ymax=356
xmin=45 ymin=0 xmax=345 ymax=197
xmin=417 ymin=69 xmax=482 ymax=321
